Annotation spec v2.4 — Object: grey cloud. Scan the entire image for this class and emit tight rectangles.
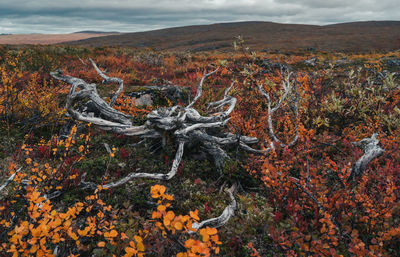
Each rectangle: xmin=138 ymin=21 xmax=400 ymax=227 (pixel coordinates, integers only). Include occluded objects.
xmin=0 ymin=0 xmax=398 ymax=34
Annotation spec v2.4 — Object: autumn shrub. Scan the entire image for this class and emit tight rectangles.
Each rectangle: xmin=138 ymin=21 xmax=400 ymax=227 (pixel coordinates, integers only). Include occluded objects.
xmin=1 ymin=45 xmax=399 ymax=256
xmin=230 ymin=45 xmax=400 ymax=256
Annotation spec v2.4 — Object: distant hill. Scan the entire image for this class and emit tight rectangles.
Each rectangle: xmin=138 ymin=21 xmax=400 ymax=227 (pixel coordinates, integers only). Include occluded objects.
xmin=73 ymin=31 xmax=120 ymax=34
xmin=65 ymin=21 xmax=400 ymax=52
xmin=0 ymin=32 xmax=119 ymax=45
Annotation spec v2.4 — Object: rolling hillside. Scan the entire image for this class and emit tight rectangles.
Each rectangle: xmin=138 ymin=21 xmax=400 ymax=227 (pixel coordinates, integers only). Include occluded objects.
xmin=64 ymin=21 xmax=400 ymax=52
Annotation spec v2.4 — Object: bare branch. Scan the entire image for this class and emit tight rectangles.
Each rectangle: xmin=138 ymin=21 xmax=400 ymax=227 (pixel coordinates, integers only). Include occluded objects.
xmin=290 ymin=176 xmax=325 ymax=212
xmin=206 ymin=81 xmax=237 ymax=120
xmin=50 ymin=69 xmax=132 ymax=126
xmin=51 ymin=62 xmax=263 ymax=233
xmin=349 ymin=133 xmax=385 ymax=181
xmin=0 ymin=172 xmax=17 ymax=194
xmin=187 ymin=68 xmax=219 ymax=108
xmin=89 ymin=58 xmax=124 ymax=107
xmin=258 ymin=70 xmax=299 ymax=149
xmin=191 ymin=184 xmax=237 ymax=231
xmin=51 ymin=62 xmax=260 ymax=160
xmin=80 ymin=142 xmax=185 ymax=190
xmin=175 ymin=119 xmax=230 ymax=138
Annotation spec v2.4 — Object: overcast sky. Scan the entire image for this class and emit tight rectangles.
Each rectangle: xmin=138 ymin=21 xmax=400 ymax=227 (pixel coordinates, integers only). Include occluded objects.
xmin=0 ymin=0 xmax=399 ymax=34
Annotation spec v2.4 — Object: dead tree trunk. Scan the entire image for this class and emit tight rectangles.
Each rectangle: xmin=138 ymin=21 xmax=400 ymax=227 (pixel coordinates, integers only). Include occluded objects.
xmin=51 ymin=61 xmax=261 ymax=230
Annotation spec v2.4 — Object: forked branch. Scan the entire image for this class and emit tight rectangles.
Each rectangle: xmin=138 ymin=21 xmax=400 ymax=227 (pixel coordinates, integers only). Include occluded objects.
xmin=258 ymin=70 xmax=299 ymax=150
xmin=89 ymin=58 xmax=124 ymax=107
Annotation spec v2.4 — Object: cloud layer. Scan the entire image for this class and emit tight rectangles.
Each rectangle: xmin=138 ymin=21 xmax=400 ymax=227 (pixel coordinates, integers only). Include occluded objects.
xmin=0 ymin=0 xmax=399 ymax=34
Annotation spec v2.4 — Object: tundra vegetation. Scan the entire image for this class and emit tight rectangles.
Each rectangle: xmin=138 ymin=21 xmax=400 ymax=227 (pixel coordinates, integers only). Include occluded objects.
xmin=0 ymin=42 xmax=399 ymax=256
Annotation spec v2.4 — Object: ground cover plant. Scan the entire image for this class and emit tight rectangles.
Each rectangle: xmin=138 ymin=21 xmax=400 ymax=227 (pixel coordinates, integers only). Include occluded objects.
xmin=0 ymin=44 xmax=399 ymax=256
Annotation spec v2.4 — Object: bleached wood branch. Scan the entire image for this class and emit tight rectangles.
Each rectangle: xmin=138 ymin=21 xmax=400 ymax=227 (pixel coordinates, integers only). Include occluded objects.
xmin=0 ymin=172 xmax=17 ymax=194
xmin=258 ymin=70 xmax=299 ymax=149
xmin=206 ymin=81 xmax=237 ymax=120
xmin=51 ymin=62 xmax=260 ymax=171
xmin=89 ymin=58 xmax=123 ymax=107
xmin=51 ymin=61 xmax=261 ymax=236
xmin=191 ymin=184 xmax=237 ymax=231
xmin=349 ymin=133 xmax=385 ymax=181
xmin=51 ymin=69 xmax=132 ymax=126
xmin=187 ymin=68 xmax=219 ymax=108
xmin=80 ymin=142 xmax=186 ymax=190
xmin=106 ymin=141 xmax=184 ymax=187
xmin=175 ymin=119 xmax=230 ymax=138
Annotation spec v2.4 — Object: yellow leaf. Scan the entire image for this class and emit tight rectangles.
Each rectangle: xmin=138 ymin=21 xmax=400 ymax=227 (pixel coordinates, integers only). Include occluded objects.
xmin=134 ymin=235 xmax=143 ymax=243
xmin=78 ymin=145 xmax=84 ymax=152
xmin=190 ymin=210 xmax=200 ymax=221
xmin=165 ymin=211 xmax=175 ymax=221
xmin=174 ymin=221 xmax=183 ymax=230
xmin=163 ymin=217 xmax=171 ymax=226
xmin=121 ymin=232 xmax=129 ymax=240
xmin=125 ymin=246 xmax=137 ymax=256
xmin=25 ymin=158 xmax=32 ymax=165
xmin=206 ymin=227 xmax=217 ymax=235
xmin=137 ymin=242 xmax=145 ymax=252
xmin=157 ymin=205 xmax=166 ymax=212
xmin=109 ymin=230 xmax=118 ymax=238
xmin=184 ymin=239 xmax=196 ymax=248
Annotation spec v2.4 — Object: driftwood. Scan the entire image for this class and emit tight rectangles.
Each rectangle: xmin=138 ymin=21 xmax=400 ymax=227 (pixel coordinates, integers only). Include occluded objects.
xmin=50 ymin=60 xmax=310 ymax=230
xmin=349 ymin=133 xmax=385 ymax=181
xmin=50 ymin=63 xmax=260 ymax=167
xmin=50 ymin=61 xmax=262 ymax=230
